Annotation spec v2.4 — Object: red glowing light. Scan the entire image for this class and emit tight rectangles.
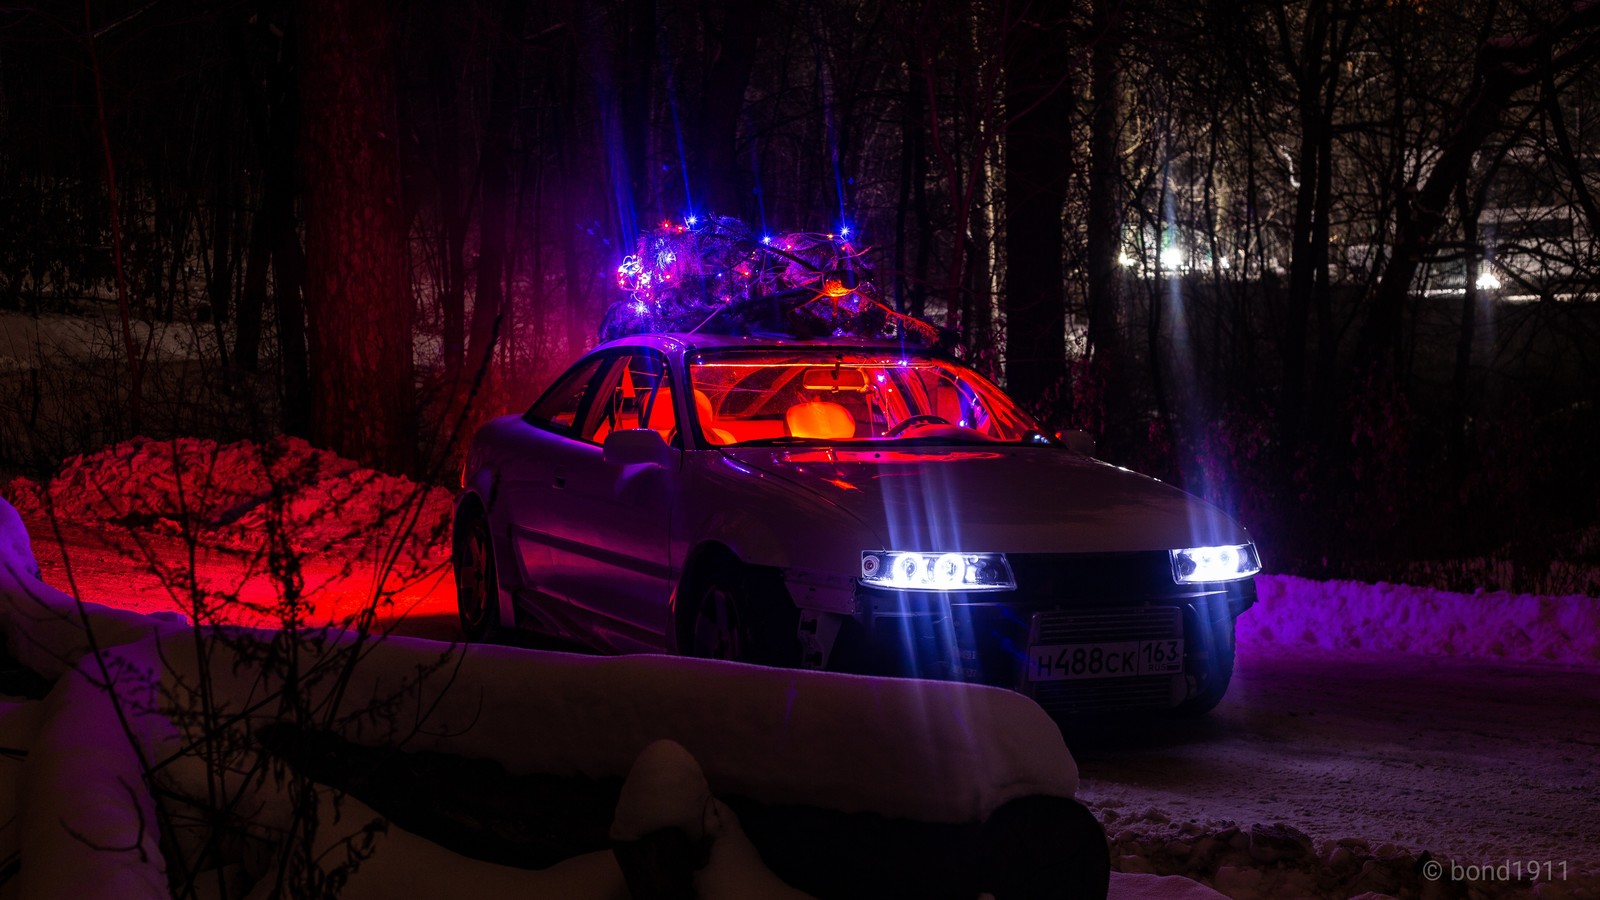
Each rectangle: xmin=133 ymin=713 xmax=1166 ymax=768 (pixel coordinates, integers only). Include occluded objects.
xmin=779 ymin=450 xmax=1004 ymax=464
xmin=821 ymin=279 xmax=853 ymax=298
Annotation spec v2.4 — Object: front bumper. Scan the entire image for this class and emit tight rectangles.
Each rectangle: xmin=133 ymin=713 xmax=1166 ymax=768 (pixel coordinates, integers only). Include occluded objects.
xmin=841 ymin=550 xmax=1256 ymax=716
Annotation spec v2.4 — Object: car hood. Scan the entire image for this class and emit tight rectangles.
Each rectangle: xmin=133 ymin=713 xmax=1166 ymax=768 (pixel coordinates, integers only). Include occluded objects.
xmin=719 ymin=446 xmax=1250 ymax=553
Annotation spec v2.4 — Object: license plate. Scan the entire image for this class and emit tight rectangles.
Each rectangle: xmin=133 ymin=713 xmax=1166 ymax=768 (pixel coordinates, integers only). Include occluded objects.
xmin=1027 ymin=639 xmax=1183 ymax=681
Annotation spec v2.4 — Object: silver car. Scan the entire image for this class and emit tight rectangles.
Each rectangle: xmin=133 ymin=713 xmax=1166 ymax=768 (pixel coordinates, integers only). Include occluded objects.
xmin=454 ymin=332 xmax=1261 ymax=716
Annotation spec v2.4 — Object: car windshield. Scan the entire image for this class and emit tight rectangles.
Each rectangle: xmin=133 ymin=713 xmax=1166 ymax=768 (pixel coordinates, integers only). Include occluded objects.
xmin=686 ymin=348 xmax=1046 ymax=446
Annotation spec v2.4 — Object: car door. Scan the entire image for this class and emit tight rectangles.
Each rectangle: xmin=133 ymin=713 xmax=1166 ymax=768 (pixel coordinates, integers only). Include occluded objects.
xmin=492 ymin=353 xmax=609 ymax=638
xmin=535 ymin=349 xmax=679 ymax=651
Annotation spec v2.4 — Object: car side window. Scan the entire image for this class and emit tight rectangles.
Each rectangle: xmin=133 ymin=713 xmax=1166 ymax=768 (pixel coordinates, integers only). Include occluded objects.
xmin=591 ymin=352 xmax=676 ymax=444
xmin=524 ymin=356 xmax=606 ymax=435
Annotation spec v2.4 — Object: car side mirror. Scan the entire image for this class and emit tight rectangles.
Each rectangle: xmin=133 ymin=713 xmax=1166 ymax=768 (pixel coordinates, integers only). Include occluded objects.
xmin=603 ymin=428 xmax=673 ymax=467
xmin=1057 ymin=429 xmax=1096 ymax=457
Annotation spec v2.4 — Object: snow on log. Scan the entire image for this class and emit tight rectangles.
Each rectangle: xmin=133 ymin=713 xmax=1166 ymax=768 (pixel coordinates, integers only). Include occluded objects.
xmin=152 ymin=633 xmax=1077 ymax=826
xmin=17 ymin=648 xmax=168 ymax=900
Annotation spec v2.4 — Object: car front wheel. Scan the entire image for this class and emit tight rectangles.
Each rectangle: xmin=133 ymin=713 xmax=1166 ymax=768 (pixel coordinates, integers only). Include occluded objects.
xmin=1175 ymin=620 xmax=1235 ymax=715
xmin=687 ymin=555 xmax=798 ymax=667
xmin=455 ymin=515 xmax=500 ymax=642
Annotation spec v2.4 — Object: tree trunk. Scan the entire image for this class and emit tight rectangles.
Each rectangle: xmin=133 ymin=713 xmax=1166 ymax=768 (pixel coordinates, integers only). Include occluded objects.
xmin=206 ymin=123 xmax=235 ymax=370
xmin=694 ymin=0 xmax=763 ymax=216
xmin=557 ymin=53 xmax=590 ymax=360
xmin=84 ymin=0 xmax=143 ymax=433
xmin=235 ymin=187 xmax=270 ymax=373
xmin=296 ymin=0 xmax=416 ymax=474
xmin=1277 ymin=0 xmax=1330 ymax=448
xmin=1451 ymin=179 xmax=1479 ymax=469
xmin=619 ymin=0 xmax=656 ymax=233
xmin=1002 ymin=0 xmax=1072 ymax=404
xmin=274 ymin=179 xmax=313 ymax=440
xmin=909 ymin=50 xmax=932 ymax=321
xmin=1085 ymin=0 xmax=1123 ymax=442
xmin=1085 ymin=0 xmax=1122 ymax=358
xmin=428 ymin=5 xmax=468 ymax=385
xmin=464 ymin=0 xmax=530 ymax=397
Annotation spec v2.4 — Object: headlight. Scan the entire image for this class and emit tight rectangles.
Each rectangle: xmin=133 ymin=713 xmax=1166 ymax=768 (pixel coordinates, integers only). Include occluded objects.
xmin=860 ymin=551 xmax=1015 ymax=591
xmin=1170 ymin=543 xmax=1261 ymax=583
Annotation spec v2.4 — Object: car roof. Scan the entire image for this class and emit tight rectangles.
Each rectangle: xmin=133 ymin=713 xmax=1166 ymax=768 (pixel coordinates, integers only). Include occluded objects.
xmin=594 ymin=331 xmax=922 ymax=355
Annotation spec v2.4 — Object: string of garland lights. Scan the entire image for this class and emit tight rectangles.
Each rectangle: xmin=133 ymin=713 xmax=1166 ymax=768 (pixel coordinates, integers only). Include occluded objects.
xmin=600 ymin=215 xmax=943 ymax=345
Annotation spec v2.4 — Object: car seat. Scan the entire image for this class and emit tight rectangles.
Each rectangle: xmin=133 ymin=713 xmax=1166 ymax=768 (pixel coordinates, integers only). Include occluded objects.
xmin=694 ymin=390 xmax=738 ymax=445
xmin=646 ymin=386 xmax=677 ymax=440
xmin=785 ymin=400 xmax=856 ymax=440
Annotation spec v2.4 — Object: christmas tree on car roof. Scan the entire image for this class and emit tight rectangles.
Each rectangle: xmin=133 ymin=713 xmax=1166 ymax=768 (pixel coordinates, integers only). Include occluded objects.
xmin=601 ymin=216 xmax=946 ymax=347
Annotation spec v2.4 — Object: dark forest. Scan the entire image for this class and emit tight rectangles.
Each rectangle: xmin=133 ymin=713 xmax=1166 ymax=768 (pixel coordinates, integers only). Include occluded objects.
xmin=4 ymin=0 xmax=1600 ymax=583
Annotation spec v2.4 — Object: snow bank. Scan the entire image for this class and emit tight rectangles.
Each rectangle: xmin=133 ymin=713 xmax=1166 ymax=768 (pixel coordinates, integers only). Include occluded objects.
xmin=1 ymin=496 xmax=1086 ymax=898
xmin=1240 ymin=573 xmax=1600 ymax=667
xmin=4 ymin=436 xmax=452 ymax=572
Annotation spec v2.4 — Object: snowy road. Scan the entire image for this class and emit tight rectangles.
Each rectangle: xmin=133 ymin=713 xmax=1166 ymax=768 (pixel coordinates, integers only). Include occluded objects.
xmin=1074 ymin=646 xmax=1600 ymax=875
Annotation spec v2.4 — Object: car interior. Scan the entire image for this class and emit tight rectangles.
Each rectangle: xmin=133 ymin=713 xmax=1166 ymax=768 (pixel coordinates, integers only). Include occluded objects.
xmin=526 ymin=349 xmax=1039 ymax=449
xmin=690 ymin=352 xmax=1035 ymax=445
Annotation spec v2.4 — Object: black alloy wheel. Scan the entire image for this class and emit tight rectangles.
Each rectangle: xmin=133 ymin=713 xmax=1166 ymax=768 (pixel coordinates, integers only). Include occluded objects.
xmin=694 ymin=578 xmax=746 ymax=661
xmin=688 ymin=556 xmax=799 ymax=666
xmin=455 ymin=516 xmax=500 ymax=642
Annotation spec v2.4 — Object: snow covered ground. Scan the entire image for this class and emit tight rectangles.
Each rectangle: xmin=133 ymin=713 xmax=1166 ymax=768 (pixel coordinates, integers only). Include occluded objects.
xmin=1077 ymin=647 xmax=1600 ymax=898
xmin=0 ymin=307 xmax=209 ymax=375
xmin=3 ymin=439 xmax=1600 ymax=898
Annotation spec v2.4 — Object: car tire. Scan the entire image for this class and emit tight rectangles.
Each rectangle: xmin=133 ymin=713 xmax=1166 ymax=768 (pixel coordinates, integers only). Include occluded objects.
xmin=687 ymin=555 xmax=799 ymax=667
xmin=455 ymin=514 xmax=501 ymax=643
xmin=1174 ymin=619 xmax=1235 ymax=715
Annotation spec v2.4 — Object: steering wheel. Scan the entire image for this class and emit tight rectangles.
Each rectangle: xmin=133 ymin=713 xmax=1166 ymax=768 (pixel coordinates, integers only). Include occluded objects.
xmin=885 ymin=414 xmax=950 ymax=437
